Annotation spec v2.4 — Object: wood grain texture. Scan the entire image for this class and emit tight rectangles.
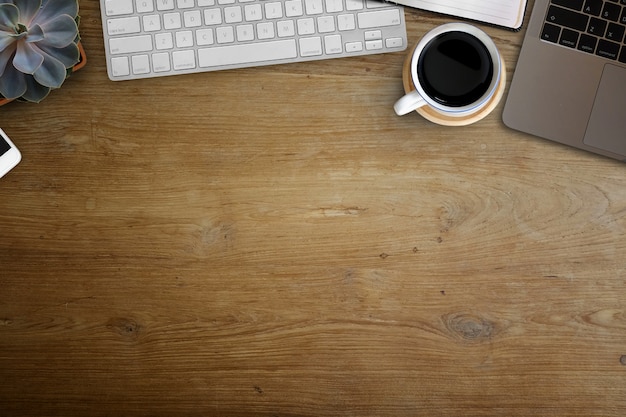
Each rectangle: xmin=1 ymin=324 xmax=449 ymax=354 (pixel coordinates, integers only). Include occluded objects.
xmin=1 ymin=1 xmax=625 ymax=416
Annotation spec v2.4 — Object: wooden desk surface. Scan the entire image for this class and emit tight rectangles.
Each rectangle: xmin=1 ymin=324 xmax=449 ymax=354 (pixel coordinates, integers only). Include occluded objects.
xmin=1 ymin=1 xmax=625 ymax=415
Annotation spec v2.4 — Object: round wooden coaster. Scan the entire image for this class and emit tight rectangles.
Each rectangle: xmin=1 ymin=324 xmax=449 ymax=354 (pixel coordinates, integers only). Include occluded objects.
xmin=401 ymin=45 xmax=507 ymax=126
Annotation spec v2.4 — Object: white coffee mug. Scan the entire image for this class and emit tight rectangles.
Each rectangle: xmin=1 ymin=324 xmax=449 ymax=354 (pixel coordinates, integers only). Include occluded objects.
xmin=394 ymin=23 xmax=502 ymax=118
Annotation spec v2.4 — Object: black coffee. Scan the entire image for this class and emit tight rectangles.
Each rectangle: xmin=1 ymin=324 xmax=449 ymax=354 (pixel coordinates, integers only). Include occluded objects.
xmin=417 ymin=31 xmax=493 ymax=107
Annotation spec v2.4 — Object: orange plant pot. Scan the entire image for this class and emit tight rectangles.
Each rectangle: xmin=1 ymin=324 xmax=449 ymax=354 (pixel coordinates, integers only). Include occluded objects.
xmin=0 ymin=41 xmax=87 ymax=107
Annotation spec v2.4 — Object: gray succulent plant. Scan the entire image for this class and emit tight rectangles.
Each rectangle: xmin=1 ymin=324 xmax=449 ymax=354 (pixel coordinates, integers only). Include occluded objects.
xmin=0 ymin=0 xmax=80 ymax=103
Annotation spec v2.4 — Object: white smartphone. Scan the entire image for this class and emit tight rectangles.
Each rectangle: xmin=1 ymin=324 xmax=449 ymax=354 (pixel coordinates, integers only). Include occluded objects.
xmin=0 ymin=128 xmax=21 ymax=178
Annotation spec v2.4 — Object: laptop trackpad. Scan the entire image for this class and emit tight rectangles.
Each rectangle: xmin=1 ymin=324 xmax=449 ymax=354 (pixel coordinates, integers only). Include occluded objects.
xmin=583 ymin=64 xmax=626 ymax=157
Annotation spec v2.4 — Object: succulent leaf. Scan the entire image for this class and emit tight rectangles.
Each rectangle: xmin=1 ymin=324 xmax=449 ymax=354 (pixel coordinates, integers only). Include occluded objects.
xmin=0 ymin=61 xmax=27 ymax=99
xmin=0 ymin=29 xmax=14 ymax=51
xmin=33 ymin=0 xmax=78 ymax=25
xmin=14 ymin=40 xmax=43 ymax=74
xmin=25 ymin=23 xmax=45 ymax=42
xmin=12 ymin=0 xmax=43 ymax=26
xmin=33 ymin=48 xmax=66 ymax=88
xmin=0 ymin=42 xmax=14 ymax=76
xmin=0 ymin=3 xmax=20 ymax=30
xmin=22 ymin=73 xmax=51 ymax=102
xmin=37 ymin=41 xmax=78 ymax=67
xmin=39 ymin=14 xmax=77 ymax=47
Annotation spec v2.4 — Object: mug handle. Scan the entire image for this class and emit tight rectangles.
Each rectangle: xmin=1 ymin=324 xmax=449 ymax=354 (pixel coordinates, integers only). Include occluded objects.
xmin=394 ymin=90 xmax=427 ymax=116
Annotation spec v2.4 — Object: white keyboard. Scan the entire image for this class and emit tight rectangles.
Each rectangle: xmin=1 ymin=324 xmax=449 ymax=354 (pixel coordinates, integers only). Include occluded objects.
xmin=100 ymin=0 xmax=407 ymax=80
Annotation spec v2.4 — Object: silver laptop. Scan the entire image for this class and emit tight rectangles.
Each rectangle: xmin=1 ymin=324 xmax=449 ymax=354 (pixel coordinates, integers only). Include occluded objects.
xmin=503 ymin=0 xmax=626 ymax=162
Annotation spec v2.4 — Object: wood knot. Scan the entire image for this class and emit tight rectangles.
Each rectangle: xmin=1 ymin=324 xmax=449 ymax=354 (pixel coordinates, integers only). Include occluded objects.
xmin=443 ymin=312 xmax=496 ymax=343
xmin=107 ymin=317 xmax=142 ymax=340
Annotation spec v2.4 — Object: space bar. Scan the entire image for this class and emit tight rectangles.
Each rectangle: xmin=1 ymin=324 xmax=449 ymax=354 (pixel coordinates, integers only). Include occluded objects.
xmin=198 ymin=39 xmax=298 ymax=68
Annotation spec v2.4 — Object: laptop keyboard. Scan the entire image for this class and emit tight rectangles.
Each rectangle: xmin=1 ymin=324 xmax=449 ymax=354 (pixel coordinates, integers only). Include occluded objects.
xmin=542 ymin=0 xmax=626 ymax=63
xmin=100 ymin=0 xmax=407 ymax=81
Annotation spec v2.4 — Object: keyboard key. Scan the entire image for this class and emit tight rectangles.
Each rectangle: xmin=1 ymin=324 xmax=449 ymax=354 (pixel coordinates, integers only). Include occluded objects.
xmin=152 ymin=52 xmax=171 ymax=72
xmin=597 ymin=39 xmax=620 ymax=59
xmin=111 ymin=56 xmax=130 ymax=76
xmin=583 ymin=0 xmax=603 ymax=16
xmin=541 ymin=22 xmax=561 ymax=43
xmin=547 ymin=5 xmax=589 ymax=31
xmin=587 ymin=17 xmax=607 ymax=36
xmin=257 ymin=22 xmax=275 ymax=39
xmin=345 ymin=41 xmax=363 ymax=52
xmin=156 ymin=0 xmax=175 ymax=11
xmin=110 ymin=35 xmax=153 ymax=54
xmin=366 ymin=0 xmax=386 ymax=8
xmin=385 ymin=37 xmax=403 ymax=48
xmin=277 ymin=20 xmax=295 ymax=37
xmin=552 ymin=0 xmax=584 ymax=11
xmin=578 ymin=33 xmax=598 ymax=53
xmin=224 ymin=6 xmax=243 ymax=23
xmin=619 ymin=46 xmax=626 ymax=63
xmin=177 ymin=0 xmax=194 ymax=8
xmin=175 ymin=30 xmax=194 ymax=47
xmin=196 ymin=28 xmax=215 ymax=45
xmin=237 ymin=24 xmax=255 ymax=41
xmin=173 ymin=50 xmax=196 ymax=69
xmin=132 ymin=54 xmax=151 ymax=74
xmin=326 ymin=0 xmax=344 ymax=13
xmin=155 ymin=32 xmax=174 ymax=49
xmin=606 ymin=22 xmax=625 ymax=42
xmin=601 ymin=2 xmax=621 ymax=21
xmin=163 ymin=12 xmax=182 ymax=29
xmin=105 ymin=0 xmax=134 ymax=16
xmin=364 ymin=30 xmax=381 ymax=40
xmin=184 ymin=10 xmax=202 ymax=27
xmin=216 ymin=26 xmax=235 ymax=43
xmin=136 ymin=0 xmax=154 ymax=13
xmin=297 ymin=18 xmax=315 ymax=35
xmin=324 ymin=34 xmax=343 ymax=54
xmin=204 ymin=9 xmax=223 ymax=25
xmin=559 ymin=28 xmax=579 ymax=47
xmin=299 ymin=36 xmax=323 ymax=56
xmin=366 ymin=39 xmax=383 ymax=50
xmin=317 ymin=16 xmax=335 ymax=32
xmin=107 ymin=17 xmax=141 ymax=35
xmin=305 ymin=0 xmax=323 ymax=15
xmin=245 ymin=4 xmax=263 ymax=20
xmin=143 ymin=15 xmax=161 ymax=31
xmin=357 ymin=9 xmax=401 ymax=28
xmin=285 ymin=0 xmax=304 ymax=17
xmin=346 ymin=0 xmax=363 ymax=11
xmin=198 ymin=39 xmax=297 ymax=66
xmin=337 ymin=14 xmax=356 ymax=31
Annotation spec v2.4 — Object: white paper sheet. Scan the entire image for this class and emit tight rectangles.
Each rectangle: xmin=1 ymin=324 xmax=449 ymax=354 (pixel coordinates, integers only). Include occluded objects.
xmin=395 ymin=0 xmax=528 ymax=30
